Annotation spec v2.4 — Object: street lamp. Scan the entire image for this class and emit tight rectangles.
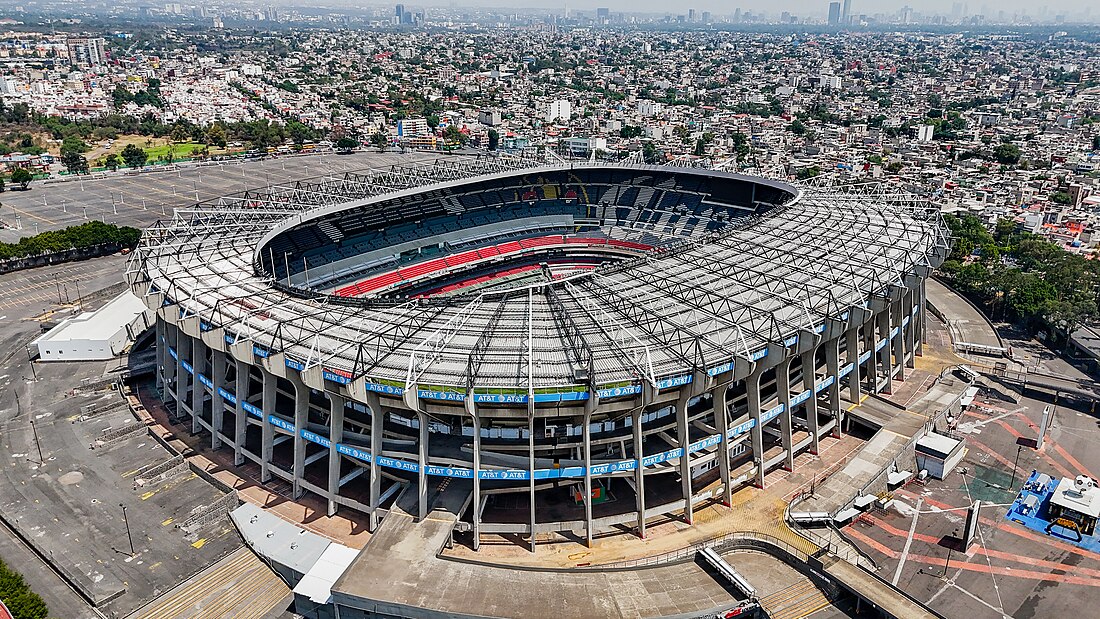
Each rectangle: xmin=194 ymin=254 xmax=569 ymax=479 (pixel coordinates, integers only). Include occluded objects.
xmin=120 ymin=503 xmax=135 ymax=556
xmin=1010 ymin=444 xmax=1023 ymax=488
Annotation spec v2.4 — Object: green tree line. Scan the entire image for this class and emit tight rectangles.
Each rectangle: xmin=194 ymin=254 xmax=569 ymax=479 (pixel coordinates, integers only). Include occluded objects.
xmin=0 ymin=221 xmax=141 ymax=261
xmin=938 ymin=213 xmax=1100 ymax=334
xmin=0 ymin=557 xmax=49 ymax=619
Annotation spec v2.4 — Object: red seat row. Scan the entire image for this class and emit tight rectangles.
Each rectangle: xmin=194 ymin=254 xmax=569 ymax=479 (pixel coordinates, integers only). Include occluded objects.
xmin=335 ymin=236 xmax=654 ymax=298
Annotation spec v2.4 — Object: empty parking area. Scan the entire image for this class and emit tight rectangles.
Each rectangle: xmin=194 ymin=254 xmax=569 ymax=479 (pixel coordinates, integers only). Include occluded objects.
xmin=0 ymin=355 xmax=242 ymax=616
xmin=0 ymin=151 xmax=434 ymax=242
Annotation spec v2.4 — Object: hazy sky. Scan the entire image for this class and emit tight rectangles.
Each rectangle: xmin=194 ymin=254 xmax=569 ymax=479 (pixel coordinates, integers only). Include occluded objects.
xmin=421 ymin=1 xmax=1094 ymax=15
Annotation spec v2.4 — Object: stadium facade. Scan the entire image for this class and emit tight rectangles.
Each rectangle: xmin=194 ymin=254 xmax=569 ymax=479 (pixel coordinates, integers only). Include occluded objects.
xmin=127 ymin=158 xmax=949 ymax=548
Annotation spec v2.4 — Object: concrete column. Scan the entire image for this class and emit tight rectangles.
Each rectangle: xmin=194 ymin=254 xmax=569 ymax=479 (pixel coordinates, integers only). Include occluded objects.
xmin=327 ymin=393 xmax=345 ymax=517
xmin=746 ymin=364 xmax=766 ymax=488
xmin=845 ymin=326 xmax=862 ymax=406
xmin=260 ymin=366 xmax=275 ymax=484
xmin=675 ymin=391 xmax=694 ymax=523
xmin=233 ymin=359 xmax=248 ymax=466
xmin=164 ymin=322 xmax=177 ymax=401
xmin=713 ymin=385 xmax=734 ymax=506
xmin=175 ymin=332 xmax=189 ymax=415
xmin=191 ymin=337 xmax=208 ymax=435
xmin=155 ymin=319 xmax=165 ymax=392
xmin=417 ymin=411 xmax=429 ymax=520
xmin=915 ymin=279 xmax=926 ymax=357
xmin=892 ymin=297 xmax=907 ymax=380
xmin=469 ymin=410 xmax=481 ymax=550
xmin=632 ymin=408 xmax=646 ymax=538
xmin=210 ymin=350 xmax=226 ymax=450
xmin=582 ymin=410 xmax=595 ymax=547
xmin=368 ymin=392 xmax=383 ymax=533
xmin=862 ymin=318 xmax=878 ymax=395
xmin=876 ymin=310 xmax=893 ymax=394
xmin=776 ymin=358 xmax=794 ymax=471
xmin=289 ymin=372 xmax=309 ymax=500
xmin=825 ymin=338 xmax=842 ymax=438
xmin=904 ymin=288 xmax=918 ymax=367
xmin=800 ymin=348 xmax=820 ymax=455
xmin=528 ymin=410 xmax=536 ymax=553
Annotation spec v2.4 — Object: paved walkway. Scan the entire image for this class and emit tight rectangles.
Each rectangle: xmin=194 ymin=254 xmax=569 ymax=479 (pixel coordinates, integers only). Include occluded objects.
xmin=334 ymin=482 xmax=744 ymax=619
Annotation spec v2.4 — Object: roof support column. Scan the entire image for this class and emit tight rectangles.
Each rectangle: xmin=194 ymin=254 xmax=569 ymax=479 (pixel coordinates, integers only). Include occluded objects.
xmin=327 ymin=393 xmax=345 ymax=517
xmin=528 ymin=407 xmax=536 ymax=553
xmin=892 ymin=295 xmax=907 ymax=381
xmin=163 ymin=322 xmax=177 ymax=401
xmin=862 ymin=316 xmax=878 ymax=395
xmin=288 ymin=370 xmax=308 ymax=500
xmin=259 ymin=365 xmax=275 ymax=484
xmin=417 ymin=410 xmax=429 ymax=521
xmin=747 ymin=363 xmax=766 ymax=489
xmin=914 ymin=278 xmax=926 ymax=358
xmin=155 ymin=318 xmax=165 ymax=393
xmin=176 ymin=332 xmax=191 ymax=417
xmin=876 ymin=310 xmax=893 ymax=395
xmin=466 ymin=397 xmax=481 ymax=550
xmin=825 ymin=336 xmax=842 ymax=439
xmin=676 ymin=390 xmax=694 ymax=523
xmin=713 ymin=384 xmax=734 ymax=506
xmin=367 ymin=391 xmax=383 ymax=533
xmin=632 ymin=406 xmax=647 ymax=538
xmin=846 ymin=325 xmax=862 ymax=407
xmin=776 ymin=357 xmax=794 ymax=471
xmin=210 ymin=349 xmax=226 ymax=450
xmin=800 ymin=347 xmax=820 ymax=455
xmin=233 ymin=358 xmax=248 ymax=466
xmin=904 ymin=287 xmax=918 ymax=368
xmin=582 ymin=410 xmax=595 ymax=546
xmin=191 ymin=337 xmax=207 ymax=436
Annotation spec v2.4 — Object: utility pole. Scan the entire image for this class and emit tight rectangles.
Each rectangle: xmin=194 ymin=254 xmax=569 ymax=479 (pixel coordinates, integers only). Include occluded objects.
xmin=120 ymin=503 xmax=135 ymax=556
xmin=30 ymin=419 xmax=44 ymax=463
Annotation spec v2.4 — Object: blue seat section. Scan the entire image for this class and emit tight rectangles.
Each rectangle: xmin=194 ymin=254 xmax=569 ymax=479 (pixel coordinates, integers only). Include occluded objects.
xmin=274 ymin=168 xmax=785 ymax=279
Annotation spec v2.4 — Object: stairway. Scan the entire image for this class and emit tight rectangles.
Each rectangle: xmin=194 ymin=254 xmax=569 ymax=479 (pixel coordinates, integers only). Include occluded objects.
xmin=759 ymin=579 xmax=832 ymax=619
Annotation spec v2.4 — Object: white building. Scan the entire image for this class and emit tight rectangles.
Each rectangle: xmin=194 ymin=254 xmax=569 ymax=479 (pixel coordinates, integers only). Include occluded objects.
xmin=31 ymin=291 xmax=153 ymax=362
xmin=546 ymin=99 xmax=571 ymax=123
xmin=397 ymin=117 xmax=429 ymax=138
xmin=637 ymin=100 xmax=664 ymax=117
xmin=917 ymin=125 xmax=936 ymax=142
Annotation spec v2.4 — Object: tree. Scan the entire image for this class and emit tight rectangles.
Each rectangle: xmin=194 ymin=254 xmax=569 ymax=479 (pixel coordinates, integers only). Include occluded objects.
xmin=885 ymin=161 xmax=904 ymax=174
xmin=992 ymin=142 xmax=1021 ymax=165
xmin=0 ymin=557 xmax=49 ymax=619
xmin=787 ymin=120 xmax=806 ymax=135
xmin=205 ymin=124 xmax=227 ymax=148
xmin=60 ymin=149 xmax=89 ymax=175
xmin=443 ymin=124 xmax=468 ymax=145
xmin=1093 ymin=135 xmax=1100 ymax=151
xmin=370 ymin=133 xmax=387 ymax=152
xmin=487 ymin=129 xmax=499 ymax=151
xmin=10 ymin=167 xmax=32 ymax=189
xmin=1050 ymin=191 xmax=1073 ymax=205
xmin=335 ymin=136 xmax=359 ymax=153
xmin=426 ymin=114 xmax=440 ymax=129
xmin=641 ymin=141 xmax=659 ymax=164
xmin=104 ymin=153 xmax=121 ymax=171
xmin=796 ymin=166 xmax=820 ymax=180
xmin=121 ymin=144 xmax=147 ymax=168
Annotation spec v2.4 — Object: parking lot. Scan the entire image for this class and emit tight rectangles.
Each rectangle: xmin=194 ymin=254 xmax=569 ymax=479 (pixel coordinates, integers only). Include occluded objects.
xmin=0 ymin=151 xmax=434 ymax=242
xmin=0 ymin=254 xmax=243 ymax=618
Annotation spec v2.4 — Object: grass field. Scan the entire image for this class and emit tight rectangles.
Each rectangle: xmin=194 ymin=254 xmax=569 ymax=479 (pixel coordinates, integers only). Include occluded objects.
xmin=84 ymin=135 xmax=242 ymax=166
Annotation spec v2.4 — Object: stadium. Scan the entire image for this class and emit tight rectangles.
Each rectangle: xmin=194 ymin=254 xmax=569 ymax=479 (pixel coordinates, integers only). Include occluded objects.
xmin=126 ymin=156 xmax=950 ymax=549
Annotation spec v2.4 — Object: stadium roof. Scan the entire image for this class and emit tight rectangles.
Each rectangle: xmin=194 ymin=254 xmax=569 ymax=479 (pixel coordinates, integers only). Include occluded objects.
xmin=128 ymin=156 xmax=950 ymax=397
